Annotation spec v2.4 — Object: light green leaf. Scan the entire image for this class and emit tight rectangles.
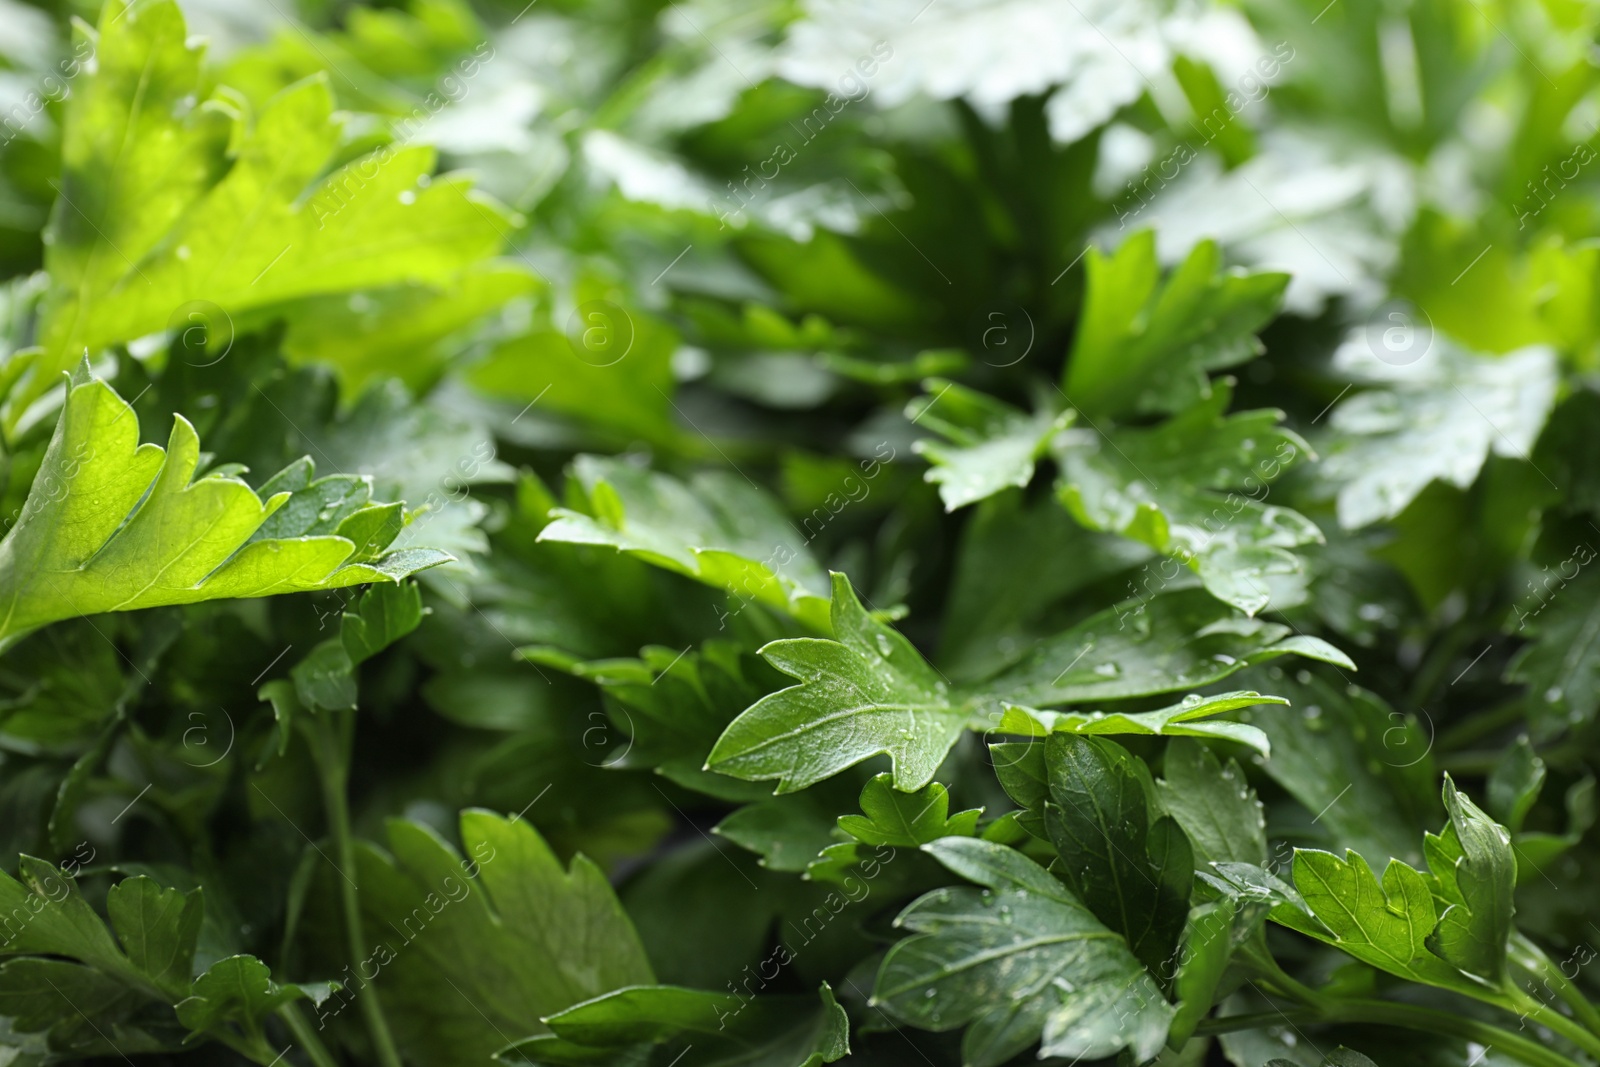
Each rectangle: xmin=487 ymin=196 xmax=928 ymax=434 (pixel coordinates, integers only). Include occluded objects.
xmin=999 ymin=690 xmax=1288 ymax=756
xmin=1319 ymin=340 xmax=1559 ymax=529
xmin=17 ymin=0 xmax=509 ymax=424
xmin=351 ymin=809 xmax=655 ymax=1067
xmin=1289 ymin=848 xmax=1478 ymax=994
xmin=539 ymin=455 xmax=830 ymax=631
xmin=1424 ymin=777 xmax=1515 ymax=985
xmin=836 ymin=773 xmax=981 ymax=847
xmin=1053 ymin=380 xmax=1321 ymax=614
xmin=875 ymin=838 xmax=1173 ymax=1067
xmin=0 ymin=368 xmax=450 ymax=648
xmin=908 ymin=379 xmax=1073 ymax=511
xmin=1065 ymin=233 xmax=1288 ymax=418
xmin=283 ymin=263 xmax=541 ymax=394
xmin=502 ymin=983 xmax=850 ymax=1067
xmin=1156 ymin=739 xmax=1267 ymax=867
xmin=707 ymin=572 xmax=962 ymax=793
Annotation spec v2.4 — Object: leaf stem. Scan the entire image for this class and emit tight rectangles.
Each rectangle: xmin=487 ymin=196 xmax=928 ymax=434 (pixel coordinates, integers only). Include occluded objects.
xmin=279 ymin=1002 xmax=343 ymax=1067
xmin=1508 ymin=986 xmax=1600 ymax=1057
xmin=1196 ymin=1001 xmax=1584 ymax=1067
xmin=311 ymin=711 xmax=403 ymax=1067
xmin=1511 ymin=932 xmax=1600 ymax=1037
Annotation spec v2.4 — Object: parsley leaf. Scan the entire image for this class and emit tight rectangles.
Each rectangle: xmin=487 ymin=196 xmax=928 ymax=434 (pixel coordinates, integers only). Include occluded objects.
xmin=907 ymin=379 xmax=1073 ymax=510
xmin=875 ymin=838 xmax=1173 ymax=1067
xmin=1053 ymin=380 xmax=1322 ymax=614
xmin=706 ymin=572 xmax=962 ymax=793
xmin=1065 ymin=233 xmax=1288 ymax=418
xmin=0 ymin=367 xmax=448 ymax=648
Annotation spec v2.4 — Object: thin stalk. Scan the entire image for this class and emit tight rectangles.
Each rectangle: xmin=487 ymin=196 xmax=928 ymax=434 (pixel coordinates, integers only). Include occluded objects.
xmin=1511 ymin=933 xmax=1600 ymax=1038
xmin=279 ymin=1002 xmax=343 ymax=1067
xmin=1196 ymin=1002 xmax=1582 ymax=1067
xmin=1510 ymin=987 xmax=1600 ymax=1058
xmin=311 ymin=712 xmax=403 ymax=1067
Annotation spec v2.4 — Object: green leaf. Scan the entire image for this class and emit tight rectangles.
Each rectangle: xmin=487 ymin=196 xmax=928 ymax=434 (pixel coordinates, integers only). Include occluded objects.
xmin=875 ymin=838 xmax=1173 ymax=1067
xmin=349 ymin=809 xmax=655 ymax=1067
xmin=17 ymin=0 xmax=509 ymax=423
xmin=1156 ymin=740 xmax=1267 ymax=867
xmin=519 ymin=639 xmax=776 ymax=798
xmin=1487 ymin=736 xmax=1545 ymax=833
xmin=999 ymin=690 xmax=1288 ymax=756
xmin=939 ymin=489 xmax=1151 ymax=681
xmin=175 ymin=955 xmax=331 ymax=1042
xmin=538 ymin=455 xmax=831 ymax=631
xmin=1505 ymin=564 xmax=1600 ymax=738
xmin=907 ymin=379 xmax=1073 ymax=511
xmin=1168 ymin=898 xmax=1237 ymax=1048
xmin=1288 ymin=848 xmax=1480 ymax=995
xmin=0 ymin=856 xmax=130 ymax=977
xmin=715 ymin=795 xmax=837 ymax=872
xmin=0 ymin=368 xmax=450 ymax=648
xmin=104 ymin=877 xmax=202 ymax=999
xmin=285 ymin=581 xmax=426 ymax=714
xmin=503 ymin=983 xmax=849 ymax=1067
xmin=1234 ymin=668 xmax=1435 ymax=867
xmin=976 ymin=587 xmax=1354 ymax=709
xmin=0 ymin=959 xmax=146 ymax=1052
xmin=283 ymin=263 xmax=542 ymax=394
xmin=1423 ymin=777 xmax=1515 ymax=985
xmin=1053 ymin=380 xmax=1321 ymax=614
xmin=836 ymin=773 xmax=981 ymax=847
xmin=707 ymin=572 xmax=962 ymax=793
xmin=1041 ymin=734 xmax=1193 ymax=977
xmin=1319 ymin=341 xmax=1559 ymax=529
xmin=1065 ymin=233 xmax=1288 ymax=418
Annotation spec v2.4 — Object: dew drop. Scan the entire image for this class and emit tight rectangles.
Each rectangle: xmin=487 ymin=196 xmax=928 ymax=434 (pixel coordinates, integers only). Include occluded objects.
xmin=1092 ymin=663 xmax=1119 ymax=677
xmin=875 ymin=634 xmax=894 ymax=658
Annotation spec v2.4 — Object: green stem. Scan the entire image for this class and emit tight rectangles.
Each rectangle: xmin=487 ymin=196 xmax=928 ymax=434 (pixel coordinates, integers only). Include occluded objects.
xmin=312 ymin=712 xmax=403 ymax=1067
xmin=280 ymin=1002 xmax=342 ymax=1067
xmin=1510 ymin=987 xmax=1600 ymax=1057
xmin=1197 ymin=1001 xmax=1583 ymax=1067
xmin=1511 ymin=933 xmax=1600 ymax=1038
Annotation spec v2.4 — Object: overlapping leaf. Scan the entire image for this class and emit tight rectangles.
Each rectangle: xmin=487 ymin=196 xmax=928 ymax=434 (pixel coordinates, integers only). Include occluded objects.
xmin=1065 ymin=233 xmax=1288 ymax=418
xmin=1053 ymin=380 xmax=1322 ymax=614
xmin=875 ymin=838 xmax=1173 ymax=1067
xmin=707 ymin=572 xmax=961 ymax=792
xmin=539 ymin=455 xmax=831 ymax=631
xmin=907 ymin=379 xmax=1073 ymax=510
xmin=0 ymin=368 xmax=449 ymax=648
xmin=14 ymin=0 xmax=510 ymax=424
